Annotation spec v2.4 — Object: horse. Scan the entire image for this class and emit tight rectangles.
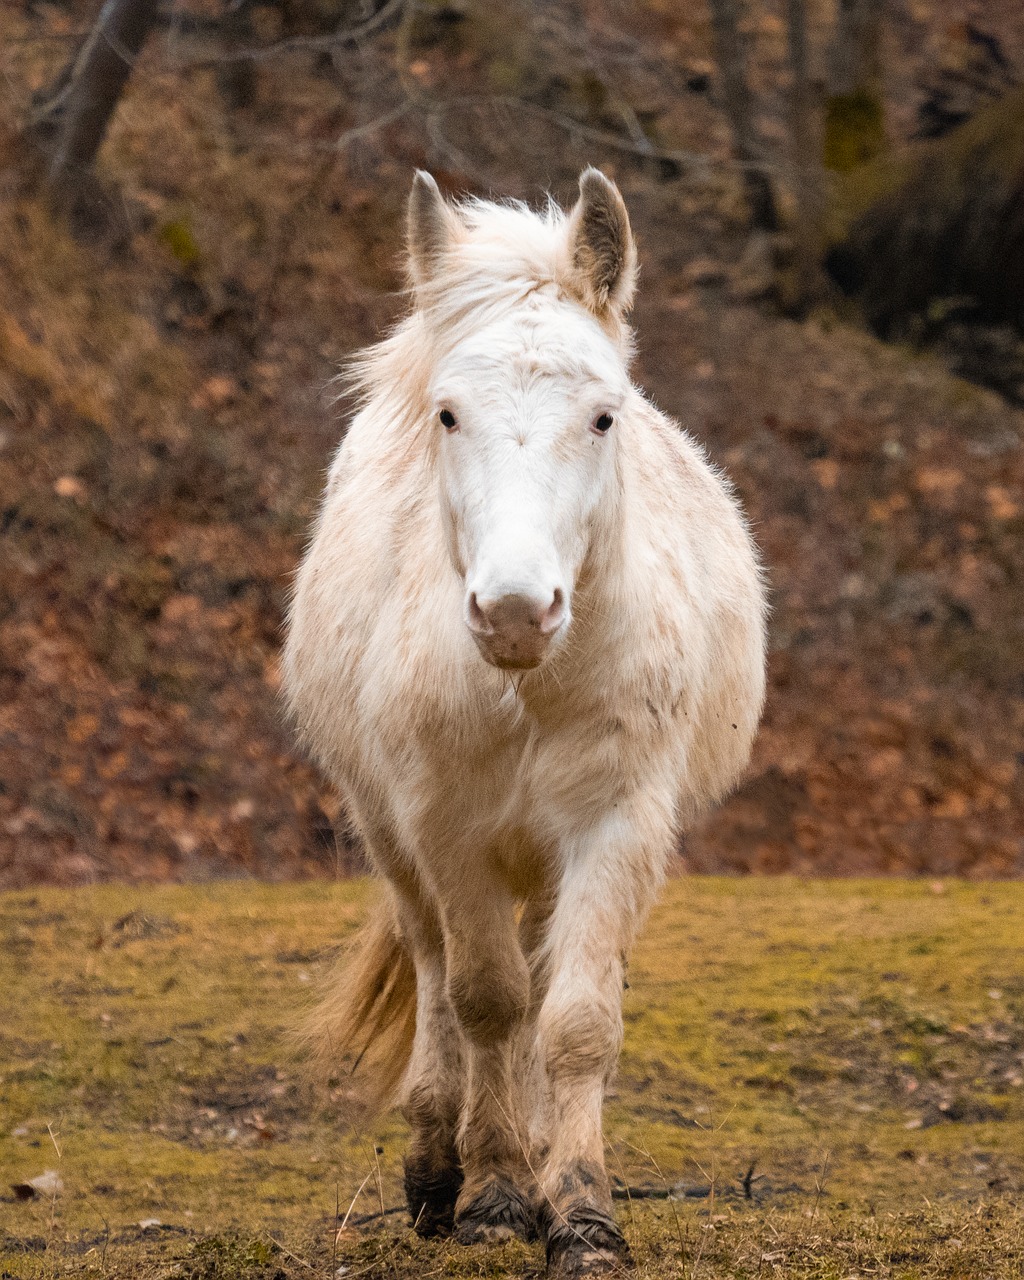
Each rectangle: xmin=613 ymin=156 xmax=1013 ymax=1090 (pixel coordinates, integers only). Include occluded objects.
xmin=282 ymin=168 xmax=767 ymax=1277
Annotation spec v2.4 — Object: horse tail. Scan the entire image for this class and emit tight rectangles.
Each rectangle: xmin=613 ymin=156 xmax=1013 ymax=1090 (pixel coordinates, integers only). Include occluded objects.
xmin=303 ymin=895 xmax=417 ymax=1116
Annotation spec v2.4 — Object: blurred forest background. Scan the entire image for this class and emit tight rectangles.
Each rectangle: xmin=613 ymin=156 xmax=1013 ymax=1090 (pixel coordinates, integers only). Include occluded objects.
xmin=2 ymin=0 xmax=1024 ymax=887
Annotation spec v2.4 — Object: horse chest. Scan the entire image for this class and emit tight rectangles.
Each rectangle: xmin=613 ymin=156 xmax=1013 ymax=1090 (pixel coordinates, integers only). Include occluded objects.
xmin=441 ymin=702 xmax=623 ymax=850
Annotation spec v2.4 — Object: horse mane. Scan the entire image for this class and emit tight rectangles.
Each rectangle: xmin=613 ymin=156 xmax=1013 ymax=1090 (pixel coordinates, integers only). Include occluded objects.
xmin=342 ymin=193 xmax=634 ymax=435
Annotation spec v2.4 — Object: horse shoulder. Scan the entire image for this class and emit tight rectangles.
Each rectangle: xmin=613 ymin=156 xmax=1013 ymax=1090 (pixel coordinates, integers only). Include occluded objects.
xmin=614 ymin=400 xmax=766 ymax=813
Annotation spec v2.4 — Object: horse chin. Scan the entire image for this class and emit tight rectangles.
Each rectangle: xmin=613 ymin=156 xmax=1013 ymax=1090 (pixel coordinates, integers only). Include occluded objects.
xmin=472 ymin=636 xmax=549 ymax=672
xmin=488 ymin=653 xmax=545 ymax=672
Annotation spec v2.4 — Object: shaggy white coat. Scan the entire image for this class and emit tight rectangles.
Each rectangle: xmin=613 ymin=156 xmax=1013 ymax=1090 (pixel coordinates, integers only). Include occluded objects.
xmin=283 ymin=168 xmax=766 ymax=1262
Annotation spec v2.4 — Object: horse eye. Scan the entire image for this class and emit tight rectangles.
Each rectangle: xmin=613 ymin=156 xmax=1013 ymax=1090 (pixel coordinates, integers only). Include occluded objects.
xmin=593 ymin=413 xmax=614 ymax=433
xmin=439 ymin=409 xmax=457 ymax=430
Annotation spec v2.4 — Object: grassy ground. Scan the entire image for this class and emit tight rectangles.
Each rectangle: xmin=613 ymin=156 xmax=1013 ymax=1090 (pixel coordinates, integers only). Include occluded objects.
xmin=1 ymin=877 xmax=1022 ymax=1278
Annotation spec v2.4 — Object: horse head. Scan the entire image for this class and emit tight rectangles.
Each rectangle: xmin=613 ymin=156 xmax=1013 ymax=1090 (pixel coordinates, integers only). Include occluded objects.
xmin=408 ymin=169 xmax=637 ymax=671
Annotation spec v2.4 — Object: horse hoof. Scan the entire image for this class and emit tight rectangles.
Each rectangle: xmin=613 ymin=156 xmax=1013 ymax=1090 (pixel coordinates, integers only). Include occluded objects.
xmin=454 ymin=1175 xmax=537 ymax=1244
xmin=545 ymin=1206 xmax=631 ymax=1277
xmin=404 ymin=1158 xmax=463 ymax=1238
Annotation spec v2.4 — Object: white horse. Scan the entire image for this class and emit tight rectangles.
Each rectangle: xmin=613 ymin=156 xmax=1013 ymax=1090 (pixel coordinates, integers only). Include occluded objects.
xmin=283 ymin=168 xmax=766 ymax=1277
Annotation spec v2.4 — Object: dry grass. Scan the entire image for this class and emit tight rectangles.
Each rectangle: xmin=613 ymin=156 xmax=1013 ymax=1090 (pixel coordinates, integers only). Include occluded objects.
xmin=1 ymin=877 xmax=1022 ymax=1277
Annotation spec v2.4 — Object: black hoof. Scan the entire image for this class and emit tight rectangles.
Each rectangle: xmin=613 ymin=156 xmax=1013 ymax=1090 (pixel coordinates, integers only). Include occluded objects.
xmin=544 ymin=1204 xmax=631 ymax=1278
xmin=454 ymin=1175 xmax=537 ymax=1244
xmin=404 ymin=1157 xmax=463 ymax=1238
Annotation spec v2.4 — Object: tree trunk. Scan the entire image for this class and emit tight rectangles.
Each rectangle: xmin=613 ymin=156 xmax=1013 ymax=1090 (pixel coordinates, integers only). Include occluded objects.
xmin=214 ymin=1 xmax=259 ymax=112
xmin=707 ymin=0 xmax=779 ymax=231
xmin=823 ymin=0 xmax=885 ymax=171
xmin=828 ymin=0 xmax=883 ymax=96
xmin=46 ymin=0 xmax=161 ymax=213
xmin=783 ymin=0 xmax=825 ymax=309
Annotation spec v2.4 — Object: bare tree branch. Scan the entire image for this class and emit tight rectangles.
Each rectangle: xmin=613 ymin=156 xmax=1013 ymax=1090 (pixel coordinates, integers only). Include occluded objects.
xmin=175 ymin=0 xmax=408 ymax=70
xmin=342 ymin=92 xmax=710 ymax=171
xmin=326 ymin=99 xmax=415 ymax=151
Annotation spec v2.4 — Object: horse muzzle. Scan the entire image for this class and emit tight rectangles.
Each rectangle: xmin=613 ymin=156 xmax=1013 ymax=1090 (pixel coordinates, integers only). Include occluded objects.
xmin=466 ymin=588 xmax=566 ymax=670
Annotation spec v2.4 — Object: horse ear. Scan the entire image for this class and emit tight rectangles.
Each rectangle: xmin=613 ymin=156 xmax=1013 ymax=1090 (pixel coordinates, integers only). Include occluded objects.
xmin=566 ymin=168 xmax=637 ymax=316
xmin=407 ymin=170 xmax=458 ymax=287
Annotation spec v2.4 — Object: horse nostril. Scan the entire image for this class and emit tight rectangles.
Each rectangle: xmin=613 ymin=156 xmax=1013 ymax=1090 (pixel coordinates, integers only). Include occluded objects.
xmin=539 ymin=588 xmax=565 ymax=635
xmin=468 ymin=592 xmax=494 ymax=635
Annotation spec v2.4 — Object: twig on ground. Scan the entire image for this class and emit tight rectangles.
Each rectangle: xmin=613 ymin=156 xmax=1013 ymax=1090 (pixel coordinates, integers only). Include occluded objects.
xmin=337 ymin=1170 xmax=377 ymax=1238
xmin=611 ymin=1183 xmax=713 ymax=1200
xmin=266 ymin=1234 xmax=315 ymax=1270
xmin=342 ymin=1201 xmax=405 ymax=1229
xmin=370 ymin=1144 xmax=401 ymax=1280
xmin=810 ymin=1150 xmax=831 ymax=1224
xmin=607 ymin=1141 xmax=638 ymax=1243
xmin=332 ymin=1182 xmax=340 ymax=1271
xmin=618 ymin=1138 xmax=689 ymax=1273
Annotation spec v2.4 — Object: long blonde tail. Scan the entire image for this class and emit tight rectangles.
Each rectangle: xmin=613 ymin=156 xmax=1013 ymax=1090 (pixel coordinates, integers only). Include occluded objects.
xmin=302 ymin=896 xmax=417 ymax=1115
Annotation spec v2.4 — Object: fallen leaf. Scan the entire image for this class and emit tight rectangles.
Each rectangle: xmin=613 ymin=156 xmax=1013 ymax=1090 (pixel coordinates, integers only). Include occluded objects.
xmin=54 ymin=475 xmax=85 ymax=499
xmin=812 ymin=459 xmax=840 ymax=490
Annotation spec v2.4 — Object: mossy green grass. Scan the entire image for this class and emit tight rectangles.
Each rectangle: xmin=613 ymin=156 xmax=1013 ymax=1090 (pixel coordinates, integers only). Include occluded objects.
xmin=2 ymin=878 xmax=1022 ymax=1277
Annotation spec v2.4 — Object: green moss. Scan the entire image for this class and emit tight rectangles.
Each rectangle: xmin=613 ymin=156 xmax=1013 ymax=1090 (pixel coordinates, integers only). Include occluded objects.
xmin=825 ymin=85 xmax=1024 ymax=334
xmin=823 ymin=90 xmax=886 ymax=173
xmin=2 ymin=879 xmax=1023 ymax=1277
xmin=158 ymin=217 xmax=202 ymax=270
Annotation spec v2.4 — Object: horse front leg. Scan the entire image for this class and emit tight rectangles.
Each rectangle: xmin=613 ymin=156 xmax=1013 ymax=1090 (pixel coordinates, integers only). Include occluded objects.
xmin=396 ymin=898 xmax=465 ymax=1237
xmin=439 ymin=876 xmax=538 ymax=1244
xmin=357 ymin=823 xmax=465 ymax=1238
xmin=536 ymin=806 xmax=669 ymax=1277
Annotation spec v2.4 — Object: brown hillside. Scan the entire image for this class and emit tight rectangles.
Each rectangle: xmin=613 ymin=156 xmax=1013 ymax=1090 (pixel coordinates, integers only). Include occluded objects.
xmin=2 ymin=0 xmax=1023 ymax=884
